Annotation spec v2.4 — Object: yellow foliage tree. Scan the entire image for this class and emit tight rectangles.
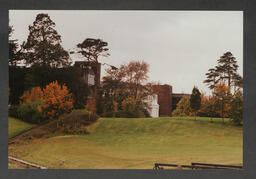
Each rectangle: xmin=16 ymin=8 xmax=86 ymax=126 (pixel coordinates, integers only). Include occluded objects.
xmin=213 ymin=83 xmax=232 ymax=123
xmin=121 ymin=97 xmax=137 ymax=112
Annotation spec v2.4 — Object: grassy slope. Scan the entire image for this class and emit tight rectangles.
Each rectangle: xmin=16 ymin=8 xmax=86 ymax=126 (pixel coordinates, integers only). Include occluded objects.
xmin=8 ymin=117 xmax=33 ymax=138
xmin=8 ymin=117 xmax=242 ymax=169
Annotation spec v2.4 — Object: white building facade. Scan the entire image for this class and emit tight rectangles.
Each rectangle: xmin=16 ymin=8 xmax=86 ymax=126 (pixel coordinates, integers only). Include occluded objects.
xmin=144 ymin=94 xmax=159 ymax=118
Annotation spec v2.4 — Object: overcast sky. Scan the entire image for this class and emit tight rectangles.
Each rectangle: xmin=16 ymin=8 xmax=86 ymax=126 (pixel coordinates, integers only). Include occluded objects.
xmin=9 ymin=10 xmax=243 ymax=95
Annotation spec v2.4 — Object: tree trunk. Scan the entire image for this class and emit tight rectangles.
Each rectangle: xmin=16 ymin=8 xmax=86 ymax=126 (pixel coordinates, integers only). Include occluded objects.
xmin=228 ymin=73 xmax=231 ymax=87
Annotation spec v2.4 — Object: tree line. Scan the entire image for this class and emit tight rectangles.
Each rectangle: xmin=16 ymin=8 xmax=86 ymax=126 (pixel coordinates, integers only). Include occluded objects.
xmin=9 ymin=13 xmax=155 ymax=120
xmin=9 ymin=13 xmax=109 ymax=108
xmin=9 ymin=13 xmax=243 ymax=124
xmin=173 ymin=51 xmax=243 ymax=125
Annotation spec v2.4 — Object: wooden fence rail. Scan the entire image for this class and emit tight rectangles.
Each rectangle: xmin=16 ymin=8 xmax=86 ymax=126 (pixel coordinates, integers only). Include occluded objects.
xmin=191 ymin=162 xmax=242 ymax=169
xmin=154 ymin=163 xmax=243 ymax=170
xmin=8 ymin=156 xmax=47 ymax=169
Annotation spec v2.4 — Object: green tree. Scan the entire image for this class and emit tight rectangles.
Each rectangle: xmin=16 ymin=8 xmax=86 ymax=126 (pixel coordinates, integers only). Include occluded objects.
xmin=22 ymin=13 xmax=70 ymax=67
xmin=172 ymin=96 xmax=190 ymax=117
xmin=190 ymin=87 xmax=201 ymax=120
xmin=229 ymin=90 xmax=243 ymax=125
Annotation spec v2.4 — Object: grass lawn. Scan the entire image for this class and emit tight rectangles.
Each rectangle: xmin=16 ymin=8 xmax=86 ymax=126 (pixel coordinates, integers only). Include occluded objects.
xmin=8 ymin=117 xmax=33 ymax=138
xmin=8 ymin=117 xmax=242 ymax=169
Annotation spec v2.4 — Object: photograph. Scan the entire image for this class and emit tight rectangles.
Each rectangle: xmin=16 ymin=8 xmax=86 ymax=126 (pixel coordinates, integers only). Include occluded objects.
xmin=8 ymin=10 xmax=243 ymax=169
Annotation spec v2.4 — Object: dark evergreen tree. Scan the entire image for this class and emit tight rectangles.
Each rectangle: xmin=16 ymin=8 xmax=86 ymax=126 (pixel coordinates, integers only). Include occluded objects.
xmin=22 ymin=13 xmax=70 ymax=67
xmin=190 ymin=86 xmax=201 ymax=120
xmin=9 ymin=25 xmax=21 ymax=66
xmin=203 ymin=68 xmax=219 ymax=90
xmin=204 ymin=51 xmax=242 ymax=93
xmin=75 ymin=38 xmax=110 ymax=62
xmin=232 ymin=73 xmax=243 ymax=92
xmin=216 ymin=51 xmax=239 ymax=87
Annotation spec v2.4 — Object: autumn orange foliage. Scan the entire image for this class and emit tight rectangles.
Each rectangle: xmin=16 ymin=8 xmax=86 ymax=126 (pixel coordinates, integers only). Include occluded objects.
xmin=42 ymin=81 xmax=73 ymax=120
xmin=213 ymin=83 xmax=232 ymax=118
xmin=20 ymin=87 xmax=43 ymax=104
xmin=198 ymin=93 xmax=215 ymax=117
xmin=19 ymin=81 xmax=73 ymax=121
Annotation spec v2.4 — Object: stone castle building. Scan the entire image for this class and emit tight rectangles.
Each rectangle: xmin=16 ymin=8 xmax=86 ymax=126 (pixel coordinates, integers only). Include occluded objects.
xmin=75 ymin=61 xmax=190 ymax=117
xmin=74 ymin=61 xmax=101 ymax=87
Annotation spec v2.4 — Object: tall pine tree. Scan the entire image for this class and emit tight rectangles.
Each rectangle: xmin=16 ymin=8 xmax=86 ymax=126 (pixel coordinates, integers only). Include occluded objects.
xmin=204 ymin=51 xmax=242 ymax=93
xmin=22 ymin=13 xmax=70 ymax=68
xmin=75 ymin=38 xmax=110 ymax=62
xmin=203 ymin=68 xmax=219 ymax=90
xmin=216 ymin=51 xmax=239 ymax=87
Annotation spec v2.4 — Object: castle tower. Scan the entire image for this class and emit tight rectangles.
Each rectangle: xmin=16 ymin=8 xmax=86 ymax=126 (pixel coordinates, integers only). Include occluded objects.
xmin=152 ymin=84 xmax=173 ymax=117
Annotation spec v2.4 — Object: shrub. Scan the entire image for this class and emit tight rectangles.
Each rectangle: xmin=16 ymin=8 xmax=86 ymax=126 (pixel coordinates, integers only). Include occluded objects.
xmin=59 ymin=109 xmax=99 ymax=134
xmin=197 ymin=111 xmax=220 ymax=118
xmin=102 ymin=110 xmax=137 ymax=118
xmin=17 ymin=100 xmax=45 ymax=124
xmin=115 ymin=110 xmax=133 ymax=118
xmin=18 ymin=81 xmax=73 ymax=126
xmin=172 ymin=97 xmax=191 ymax=116
xmin=121 ymin=97 xmax=146 ymax=118
xmin=102 ymin=111 xmax=115 ymax=117
xmin=122 ymin=97 xmax=137 ymax=112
